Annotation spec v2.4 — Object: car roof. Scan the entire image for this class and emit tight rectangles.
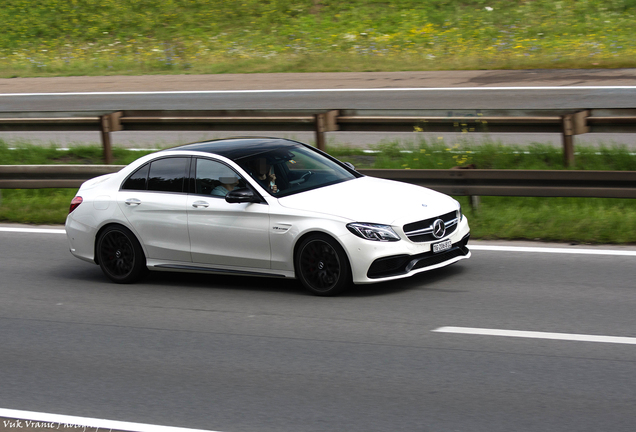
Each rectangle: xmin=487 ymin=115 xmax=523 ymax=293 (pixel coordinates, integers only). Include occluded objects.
xmin=162 ymin=137 xmax=303 ymax=161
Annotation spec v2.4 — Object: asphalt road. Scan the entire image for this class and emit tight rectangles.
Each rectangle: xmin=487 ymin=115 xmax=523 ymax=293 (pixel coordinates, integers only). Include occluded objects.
xmin=1 ymin=228 xmax=635 ymax=432
xmin=2 ymin=82 xmax=636 ymax=111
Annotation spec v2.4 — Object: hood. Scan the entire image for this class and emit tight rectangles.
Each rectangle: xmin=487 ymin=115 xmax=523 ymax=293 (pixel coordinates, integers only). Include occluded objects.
xmin=277 ymin=176 xmax=458 ymax=225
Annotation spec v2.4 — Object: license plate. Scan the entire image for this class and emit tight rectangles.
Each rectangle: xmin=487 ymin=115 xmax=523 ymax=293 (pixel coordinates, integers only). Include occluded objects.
xmin=432 ymin=239 xmax=452 ymax=253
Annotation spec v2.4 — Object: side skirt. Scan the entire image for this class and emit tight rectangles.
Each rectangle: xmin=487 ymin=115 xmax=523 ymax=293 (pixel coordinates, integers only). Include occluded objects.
xmin=151 ymin=263 xmax=289 ymax=279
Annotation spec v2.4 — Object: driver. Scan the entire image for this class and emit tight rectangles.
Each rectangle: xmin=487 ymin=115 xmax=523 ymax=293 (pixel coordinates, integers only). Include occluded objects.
xmin=249 ymin=158 xmax=278 ymax=193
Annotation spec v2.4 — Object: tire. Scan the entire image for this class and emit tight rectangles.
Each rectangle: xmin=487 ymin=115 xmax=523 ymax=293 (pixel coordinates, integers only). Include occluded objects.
xmin=96 ymin=225 xmax=147 ymax=284
xmin=295 ymin=234 xmax=351 ymax=296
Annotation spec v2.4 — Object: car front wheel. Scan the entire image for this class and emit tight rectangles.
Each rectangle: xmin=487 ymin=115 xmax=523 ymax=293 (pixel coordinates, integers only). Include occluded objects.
xmin=295 ymin=234 xmax=351 ymax=296
xmin=96 ymin=225 xmax=147 ymax=284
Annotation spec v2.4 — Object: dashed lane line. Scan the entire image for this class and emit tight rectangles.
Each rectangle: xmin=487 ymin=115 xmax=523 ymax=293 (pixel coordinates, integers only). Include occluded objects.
xmin=433 ymin=327 xmax=636 ymax=345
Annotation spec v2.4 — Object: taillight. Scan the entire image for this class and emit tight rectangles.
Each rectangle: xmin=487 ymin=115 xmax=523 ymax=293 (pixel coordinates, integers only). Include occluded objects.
xmin=69 ymin=196 xmax=83 ymax=214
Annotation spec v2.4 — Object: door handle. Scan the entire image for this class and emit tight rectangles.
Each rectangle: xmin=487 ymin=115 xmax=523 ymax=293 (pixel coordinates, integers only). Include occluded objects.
xmin=124 ymin=198 xmax=141 ymax=206
xmin=192 ymin=200 xmax=209 ymax=208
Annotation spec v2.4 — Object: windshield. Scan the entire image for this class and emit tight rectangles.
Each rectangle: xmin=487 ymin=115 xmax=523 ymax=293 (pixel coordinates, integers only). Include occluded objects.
xmin=236 ymin=145 xmax=358 ymax=197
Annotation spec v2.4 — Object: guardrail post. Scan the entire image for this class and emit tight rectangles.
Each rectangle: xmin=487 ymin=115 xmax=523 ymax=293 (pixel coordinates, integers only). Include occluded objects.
xmin=314 ymin=110 xmax=339 ymax=151
xmin=562 ymin=110 xmax=590 ymax=167
xmin=100 ymin=112 xmax=123 ymax=164
xmin=469 ymin=195 xmax=480 ymax=210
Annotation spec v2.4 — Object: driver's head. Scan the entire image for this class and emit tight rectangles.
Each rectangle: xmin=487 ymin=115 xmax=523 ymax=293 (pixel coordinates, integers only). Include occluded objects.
xmin=251 ymin=158 xmax=269 ymax=177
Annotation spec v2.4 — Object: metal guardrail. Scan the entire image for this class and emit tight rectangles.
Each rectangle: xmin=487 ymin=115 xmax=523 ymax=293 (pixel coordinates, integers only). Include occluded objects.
xmin=0 ymin=165 xmax=119 ymax=189
xmin=1 ymin=109 xmax=635 ymax=166
xmin=362 ymin=169 xmax=636 ymax=198
xmin=2 ymin=165 xmax=635 ymax=199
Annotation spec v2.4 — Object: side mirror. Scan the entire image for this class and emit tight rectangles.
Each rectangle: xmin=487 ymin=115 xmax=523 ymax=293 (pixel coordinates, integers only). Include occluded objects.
xmin=225 ymin=187 xmax=261 ymax=204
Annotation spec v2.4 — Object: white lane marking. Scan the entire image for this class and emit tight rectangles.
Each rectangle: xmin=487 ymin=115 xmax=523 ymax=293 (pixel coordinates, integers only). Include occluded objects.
xmin=0 ymin=408 xmax=220 ymax=432
xmin=470 ymin=244 xmax=636 ymax=257
xmin=2 ymin=228 xmax=636 ymax=257
xmin=433 ymin=327 xmax=636 ymax=345
xmin=0 ymin=227 xmax=66 ymax=234
xmin=1 ymin=86 xmax=635 ymax=97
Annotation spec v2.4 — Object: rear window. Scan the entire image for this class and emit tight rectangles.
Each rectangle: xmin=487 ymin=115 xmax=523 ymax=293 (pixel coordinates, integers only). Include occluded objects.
xmin=121 ymin=164 xmax=149 ymax=190
xmin=121 ymin=157 xmax=189 ymax=193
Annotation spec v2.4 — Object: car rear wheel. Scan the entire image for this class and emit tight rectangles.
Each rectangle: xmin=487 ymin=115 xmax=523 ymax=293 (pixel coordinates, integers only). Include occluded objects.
xmin=96 ymin=225 xmax=147 ymax=284
xmin=295 ymin=234 xmax=351 ymax=296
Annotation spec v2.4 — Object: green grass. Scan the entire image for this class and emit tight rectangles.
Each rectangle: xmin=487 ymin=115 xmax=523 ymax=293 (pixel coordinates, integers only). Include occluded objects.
xmin=1 ymin=0 xmax=636 ymax=77
xmin=458 ymin=196 xmax=636 ymax=244
xmin=1 ymin=138 xmax=636 ymax=244
xmin=4 ymin=137 xmax=636 ymax=170
xmin=0 ymin=141 xmax=155 ymax=165
xmin=0 ymin=189 xmax=76 ymax=225
xmin=357 ymin=139 xmax=636 ymax=171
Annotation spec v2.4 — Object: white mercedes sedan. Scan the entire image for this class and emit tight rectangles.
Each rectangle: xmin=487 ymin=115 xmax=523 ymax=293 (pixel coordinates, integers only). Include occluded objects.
xmin=65 ymin=137 xmax=470 ymax=295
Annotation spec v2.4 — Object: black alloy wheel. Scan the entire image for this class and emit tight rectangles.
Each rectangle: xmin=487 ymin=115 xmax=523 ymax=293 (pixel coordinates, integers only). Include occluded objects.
xmin=295 ymin=234 xmax=351 ymax=296
xmin=96 ymin=225 xmax=147 ymax=283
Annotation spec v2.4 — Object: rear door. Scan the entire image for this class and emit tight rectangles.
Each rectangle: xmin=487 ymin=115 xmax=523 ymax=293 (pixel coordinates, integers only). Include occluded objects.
xmin=117 ymin=156 xmax=192 ymax=262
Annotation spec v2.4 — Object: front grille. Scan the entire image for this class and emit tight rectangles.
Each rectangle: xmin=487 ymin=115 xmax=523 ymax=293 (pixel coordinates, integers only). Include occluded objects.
xmin=409 ymin=247 xmax=465 ymax=271
xmin=403 ymin=210 xmax=458 ymax=242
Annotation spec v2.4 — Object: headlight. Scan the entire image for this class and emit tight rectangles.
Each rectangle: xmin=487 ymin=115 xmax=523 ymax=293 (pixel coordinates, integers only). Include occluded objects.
xmin=347 ymin=223 xmax=401 ymax=242
xmin=457 ymin=204 xmax=463 ymax=222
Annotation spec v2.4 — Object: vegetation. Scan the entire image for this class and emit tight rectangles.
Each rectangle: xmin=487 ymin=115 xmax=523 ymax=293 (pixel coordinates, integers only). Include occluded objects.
xmin=359 ymin=140 xmax=636 ymax=171
xmin=1 ymin=138 xmax=635 ymax=244
xmin=0 ymin=141 xmax=154 ymax=165
xmin=5 ymin=137 xmax=636 ymax=170
xmin=1 ymin=0 xmax=636 ymax=77
xmin=459 ymin=196 xmax=636 ymax=244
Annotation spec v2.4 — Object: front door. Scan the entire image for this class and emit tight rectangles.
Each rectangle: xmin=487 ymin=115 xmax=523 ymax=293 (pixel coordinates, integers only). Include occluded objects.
xmin=187 ymin=158 xmax=271 ymax=269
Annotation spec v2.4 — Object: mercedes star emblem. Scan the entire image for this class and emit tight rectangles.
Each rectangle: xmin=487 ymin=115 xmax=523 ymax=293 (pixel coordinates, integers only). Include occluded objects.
xmin=432 ymin=219 xmax=446 ymax=239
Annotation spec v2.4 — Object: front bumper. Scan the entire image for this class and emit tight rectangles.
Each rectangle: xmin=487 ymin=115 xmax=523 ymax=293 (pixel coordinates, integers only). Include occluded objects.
xmin=346 ymin=216 xmax=471 ymax=284
xmin=367 ymin=233 xmax=470 ymax=279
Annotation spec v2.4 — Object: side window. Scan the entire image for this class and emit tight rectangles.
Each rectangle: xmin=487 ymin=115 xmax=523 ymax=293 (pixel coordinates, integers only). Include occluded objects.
xmin=147 ymin=157 xmax=189 ymax=193
xmin=122 ymin=163 xmax=150 ymax=190
xmin=195 ymin=158 xmax=245 ymax=197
